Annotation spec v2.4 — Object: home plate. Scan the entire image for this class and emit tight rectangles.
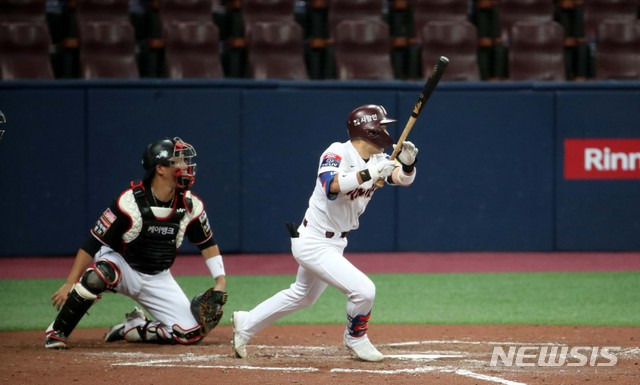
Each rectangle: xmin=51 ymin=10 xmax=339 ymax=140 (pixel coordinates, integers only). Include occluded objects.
xmin=386 ymin=353 xmax=465 ymax=360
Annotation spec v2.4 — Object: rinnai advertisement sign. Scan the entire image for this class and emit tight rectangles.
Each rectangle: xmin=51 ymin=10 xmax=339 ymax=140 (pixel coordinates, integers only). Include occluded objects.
xmin=564 ymin=139 xmax=640 ymax=180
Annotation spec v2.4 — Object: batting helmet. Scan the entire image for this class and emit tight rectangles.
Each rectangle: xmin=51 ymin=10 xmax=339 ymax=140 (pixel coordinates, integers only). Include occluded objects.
xmin=346 ymin=105 xmax=396 ymax=149
xmin=142 ymin=137 xmax=197 ymax=189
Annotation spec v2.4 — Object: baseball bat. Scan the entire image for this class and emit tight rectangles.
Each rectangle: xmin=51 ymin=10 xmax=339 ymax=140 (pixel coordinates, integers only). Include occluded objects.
xmin=375 ymin=56 xmax=449 ymax=187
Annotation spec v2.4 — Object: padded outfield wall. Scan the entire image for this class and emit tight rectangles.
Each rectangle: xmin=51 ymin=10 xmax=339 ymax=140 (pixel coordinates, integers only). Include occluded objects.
xmin=0 ymin=80 xmax=638 ymax=256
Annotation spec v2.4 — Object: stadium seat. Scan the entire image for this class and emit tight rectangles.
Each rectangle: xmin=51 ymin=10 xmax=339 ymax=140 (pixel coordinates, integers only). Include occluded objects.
xmin=328 ymin=0 xmax=386 ymax=37
xmin=76 ymin=0 xmax=130 ymax=24
xmin=421 ymin=20 xmax=481 ymax=81
xmin=406 ymin=0 xmax=473 ymax=79
xmin=497 ymin=0 xmax=554 ymax=44
xmin=508 ymin=20 xmax=565 ymax=80
xmin=0 ymin=0 xmax=46 ymax=23
xmin=333 ymin=19 xmax=394 ymax=80
xmin=157 ymin=0 xmax=214 ymax=25
xmin=595 ymin=19 xmax=640 ymax=79
xmin=163 ymin=21 xmax=224 ymax=79
xmin=78 ymin=20 xmax=139 ymax=79
xmin=582 ymin=0 xmax=637 ymax=41
xmin=241 ymin=0 xmax=296 ymax=36
xmin=411 ymin=0 xmax=469 ymax=41
xmin=0 ymin=21 xmax=54 ymax=79
xmin=246 ymin=20 xmax=308 ymax=80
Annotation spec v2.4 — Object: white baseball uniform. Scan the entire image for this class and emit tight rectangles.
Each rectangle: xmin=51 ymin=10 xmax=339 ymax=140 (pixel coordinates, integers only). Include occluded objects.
xmin=235 ymin=140 xmax=409 ymax=340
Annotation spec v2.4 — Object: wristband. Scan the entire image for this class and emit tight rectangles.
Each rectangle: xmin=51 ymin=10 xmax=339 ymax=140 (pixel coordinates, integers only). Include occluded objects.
xmin=338 ymin=171 xmax=361 ymax=191
xmin=401 ymin=163 xmax=415 ymax=174
xmin=205 ymin=255 xmax=225 ymax=278
xmin=359 ymin=169 xmax=372 ymax=182
xmin=400 ymin=156 xmax=417 ymax=173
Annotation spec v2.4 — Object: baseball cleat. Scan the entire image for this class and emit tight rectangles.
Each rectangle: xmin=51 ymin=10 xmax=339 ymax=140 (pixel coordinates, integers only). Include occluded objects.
xmin=231 ymin=311 xmax=250 ymax=358
xmin=104 ymin=307 xmax=146 ymax=342
xmin=104 ymin=323 xmax=125 ymax=342
xmin=344 ymin=334 xmax=384 ymax=362
xmin=45 ymin=330 xmax=68 ymax=349
xmin=125 ymin=306 xmax=147 ymax=322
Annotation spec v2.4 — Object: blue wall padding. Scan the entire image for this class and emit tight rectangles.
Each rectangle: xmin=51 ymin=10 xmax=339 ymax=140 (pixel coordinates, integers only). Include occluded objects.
xmin=555 ymin=89 xmax=640 ymax=250
xmin=0 ymin=80 xmax=638 ymax=255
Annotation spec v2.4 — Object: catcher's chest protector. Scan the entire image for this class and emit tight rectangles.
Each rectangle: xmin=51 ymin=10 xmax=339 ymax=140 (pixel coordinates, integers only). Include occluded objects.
xmin=123 ymin=185 xmax=187 ymax=274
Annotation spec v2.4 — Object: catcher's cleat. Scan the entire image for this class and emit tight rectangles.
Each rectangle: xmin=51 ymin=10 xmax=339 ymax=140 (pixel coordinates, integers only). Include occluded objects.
xmin=105 ymin=307 xmax=146 ymax=342
xmin=104 ymin=323 xmax=125 ymax=342
xmin=231 ymin=311 xmax=249 ymax=358
xmin=45 ymin=330 xmax=69 ymax=350
xmin=344 ymin=333 xmax=384 ymax=362
xmin=125 ymin=307 xmax=147 ymax=322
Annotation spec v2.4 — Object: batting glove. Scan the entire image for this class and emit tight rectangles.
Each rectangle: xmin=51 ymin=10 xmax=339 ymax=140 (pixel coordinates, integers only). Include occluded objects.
xmin=395 ymin=141 xmax=419 ymax=166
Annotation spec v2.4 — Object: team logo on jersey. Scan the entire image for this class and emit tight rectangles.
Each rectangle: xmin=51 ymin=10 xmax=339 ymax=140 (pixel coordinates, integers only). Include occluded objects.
xmin=93 ymin=208 xmax=116 ymax=237
xmin=321 ymin=153 xmax=342 ymax=168
xmin=147 ymin=225 xmax=176 ymax=235
xmin=347 ymin=185 xmax=377 ymax=200
xmin=199 ymin=211 xmax=212 ymax=236
xmin=102 ymin=208 xmax=117 ymax=223
xmin=92 ymin=220 xmax=108 ymax=237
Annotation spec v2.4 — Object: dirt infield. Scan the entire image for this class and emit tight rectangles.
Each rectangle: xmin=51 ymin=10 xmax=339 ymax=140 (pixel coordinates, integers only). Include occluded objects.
xmin=3 ymin=253 xmax=639 ymax=384
xmin=3 ymin=324 xmax=638 ymax=385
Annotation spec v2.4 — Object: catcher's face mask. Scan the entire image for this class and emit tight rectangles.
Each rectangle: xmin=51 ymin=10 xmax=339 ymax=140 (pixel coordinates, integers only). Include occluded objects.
xmin=170 ymin=137 xmax=197 ymax=189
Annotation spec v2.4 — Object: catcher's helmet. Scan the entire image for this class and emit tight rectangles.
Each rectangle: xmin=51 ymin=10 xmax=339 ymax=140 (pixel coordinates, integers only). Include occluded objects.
xmin=346 ymin=104 xmax=396 ymax=149
xmin=142 ymin=137 xmax=197 ymax=189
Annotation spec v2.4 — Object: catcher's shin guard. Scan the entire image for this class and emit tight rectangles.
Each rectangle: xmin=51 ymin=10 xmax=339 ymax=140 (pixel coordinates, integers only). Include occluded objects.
xmin=50 ymin=286 xmax=97 ymax=338
xmin=50 ymin=261 xmax=120 ymax=338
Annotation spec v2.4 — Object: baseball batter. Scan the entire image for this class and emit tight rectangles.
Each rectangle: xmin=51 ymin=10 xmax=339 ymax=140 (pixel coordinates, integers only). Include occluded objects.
xmin=232 ymin=104 xmax=419 ymax=362
xmin=45 ymin=137 xmax=227 ymax=349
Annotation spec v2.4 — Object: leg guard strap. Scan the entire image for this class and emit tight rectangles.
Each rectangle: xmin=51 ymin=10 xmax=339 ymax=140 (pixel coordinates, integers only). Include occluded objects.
xmin=124 ymin=320 xmax=173 ymax=344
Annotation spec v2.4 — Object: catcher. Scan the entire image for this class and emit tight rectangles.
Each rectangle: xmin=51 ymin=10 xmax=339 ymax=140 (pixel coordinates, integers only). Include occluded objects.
xmin=45 ymin=137 xmax=227 ymax=349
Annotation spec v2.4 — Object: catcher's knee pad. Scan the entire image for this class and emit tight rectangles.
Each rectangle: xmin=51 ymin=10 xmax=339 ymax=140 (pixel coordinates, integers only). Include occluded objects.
xmin=172 ymin=324 xmax=204 ymax=345
xmin=80 ymin=260 xmax=121 ymax=296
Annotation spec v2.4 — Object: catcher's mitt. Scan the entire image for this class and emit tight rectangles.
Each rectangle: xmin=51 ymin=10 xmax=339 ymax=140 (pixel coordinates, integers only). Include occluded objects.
xmin=190 ymin=288 xmax=227 ymax=335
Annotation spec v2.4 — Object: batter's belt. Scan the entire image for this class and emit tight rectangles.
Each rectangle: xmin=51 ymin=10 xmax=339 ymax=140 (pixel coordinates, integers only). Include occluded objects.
xmin=303 ymin=218 xmax=349 ymax=239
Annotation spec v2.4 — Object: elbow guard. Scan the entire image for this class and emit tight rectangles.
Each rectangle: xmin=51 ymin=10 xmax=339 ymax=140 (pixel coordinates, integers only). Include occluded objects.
xmin=396 ymin=168 xmax=416 ymax=186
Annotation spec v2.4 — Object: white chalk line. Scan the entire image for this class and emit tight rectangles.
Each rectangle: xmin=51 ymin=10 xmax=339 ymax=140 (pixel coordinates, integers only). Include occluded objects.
xmin=331 ymin=366 xmax=527 ymax=385
xmin=455 ymin=369 xmax=528 ymax=385
xmin=100 ymin=340 xmax=640 ymax=384
xmin=114 ymin=361 xmax=320 ymax=372
xmin=383 ymin=340 xmax=566 ymax=347
xmin=103 ymin=344 xmax=526 ymax=385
